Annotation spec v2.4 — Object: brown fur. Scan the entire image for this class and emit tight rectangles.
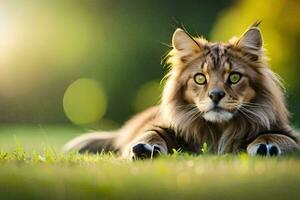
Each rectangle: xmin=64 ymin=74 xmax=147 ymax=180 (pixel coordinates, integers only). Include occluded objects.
xmin=64 ymin=23 xmax=300 ymax=159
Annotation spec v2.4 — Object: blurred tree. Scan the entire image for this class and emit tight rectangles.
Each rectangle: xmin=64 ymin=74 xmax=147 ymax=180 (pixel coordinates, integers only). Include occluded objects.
xmin=0 ymin=0 xmax=232 ymax=127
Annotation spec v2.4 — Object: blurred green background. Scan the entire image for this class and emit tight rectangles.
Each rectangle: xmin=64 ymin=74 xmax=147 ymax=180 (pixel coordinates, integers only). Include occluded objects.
xmin=0 ymin=0 xmax=299 ymax=151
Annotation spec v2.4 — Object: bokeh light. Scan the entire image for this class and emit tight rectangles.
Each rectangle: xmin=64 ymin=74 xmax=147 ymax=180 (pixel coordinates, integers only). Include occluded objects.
xmin=63 ymin=78 xmax=107 ymax=125
xmin=133 ymin=80 xmax=162 ymax=112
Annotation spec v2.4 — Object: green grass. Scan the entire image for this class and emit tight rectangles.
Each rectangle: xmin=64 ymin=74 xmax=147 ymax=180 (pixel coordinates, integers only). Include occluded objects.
xmin=0 ymin=124 xmax=85 ymax=152
xmin=0 ymin=125 xmax=300 ymax=200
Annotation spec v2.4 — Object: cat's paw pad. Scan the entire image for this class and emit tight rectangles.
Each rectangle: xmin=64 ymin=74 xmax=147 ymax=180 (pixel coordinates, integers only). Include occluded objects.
xmin=130 ymin=143 xmax=162 ymax=160
xmin=248 ymin=143 xmax=281 ymax=156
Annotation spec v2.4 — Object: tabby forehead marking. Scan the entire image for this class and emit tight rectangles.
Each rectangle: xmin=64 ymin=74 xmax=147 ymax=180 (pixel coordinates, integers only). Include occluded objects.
xmin=209 ymin=43 xmax=226 ymax=69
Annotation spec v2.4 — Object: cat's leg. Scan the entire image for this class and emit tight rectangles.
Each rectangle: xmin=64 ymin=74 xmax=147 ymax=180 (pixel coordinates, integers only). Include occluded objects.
xmin=247 ymin=134 xmax=299 ymax=156
xmin=122 ymin=127 xmax=173 ymax=160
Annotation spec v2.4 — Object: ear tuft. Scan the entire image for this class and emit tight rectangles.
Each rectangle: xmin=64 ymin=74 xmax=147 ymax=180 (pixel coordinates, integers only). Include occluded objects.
xmin=172 ymin=28 xmax=200 ymax=51
xmin=251 ymin=20 xmax=262 ymax=28
xmin=238 ymin=27 xmax=263 ymax=50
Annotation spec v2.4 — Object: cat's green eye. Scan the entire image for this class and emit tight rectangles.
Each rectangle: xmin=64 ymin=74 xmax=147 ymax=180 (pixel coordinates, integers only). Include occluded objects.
xmin=228 ymin=72 xmax=241 ymax=84
xmin=194 ymin=73 xmax=206 ymax=85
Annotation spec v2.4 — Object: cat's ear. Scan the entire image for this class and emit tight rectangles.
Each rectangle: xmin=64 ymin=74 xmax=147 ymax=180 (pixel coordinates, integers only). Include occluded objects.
xmin=172 ymin=28 xmax=201 ymax=52
xmin=238 ymin=26 xmax=263 ymax=50
xmin=236 ymin=23 xmax=263 ymax=61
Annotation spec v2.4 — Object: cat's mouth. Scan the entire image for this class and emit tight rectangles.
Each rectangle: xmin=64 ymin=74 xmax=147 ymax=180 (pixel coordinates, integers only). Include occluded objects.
xmin=203 ymin=106 xmax=234 ymax=123
xmin=209 ymin=106 xmax=224 ymax=112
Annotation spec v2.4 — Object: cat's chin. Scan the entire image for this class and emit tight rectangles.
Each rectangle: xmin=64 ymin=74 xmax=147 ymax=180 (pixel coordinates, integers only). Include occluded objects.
xmin=203 ymin=110 xmax=233 ymax=123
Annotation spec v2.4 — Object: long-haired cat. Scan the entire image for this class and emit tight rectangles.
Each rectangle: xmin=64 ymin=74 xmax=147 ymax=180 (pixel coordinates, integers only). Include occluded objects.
xmin=64 ymin=23 xmax=300 ymax=159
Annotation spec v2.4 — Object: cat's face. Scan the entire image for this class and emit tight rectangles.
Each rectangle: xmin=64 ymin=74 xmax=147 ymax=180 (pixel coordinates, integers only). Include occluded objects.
xmin=182 ymin=44 xmax=259 ymax=123
xmin=168 ymin=25 xmax=264 ymax=123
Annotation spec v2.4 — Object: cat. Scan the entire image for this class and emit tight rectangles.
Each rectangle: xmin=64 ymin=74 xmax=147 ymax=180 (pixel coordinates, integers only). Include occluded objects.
xmin=64 ymin=23 xmax=300 ymax=159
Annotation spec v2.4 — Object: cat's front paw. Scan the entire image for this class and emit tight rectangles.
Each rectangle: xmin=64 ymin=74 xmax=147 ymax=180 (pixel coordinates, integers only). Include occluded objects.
xmin=130 ymin=143 xmax=163 ymax=160
xmin=247 ymin=143 xmax=281 ymax=156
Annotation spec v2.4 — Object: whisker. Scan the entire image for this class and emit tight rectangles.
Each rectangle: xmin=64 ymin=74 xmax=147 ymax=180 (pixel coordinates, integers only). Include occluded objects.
xmin=239 ymin=106 xmax=263 ymax=121
xmin=238 ymin=107 xmax=256 ymax=121
xmin=241 ymin=104 xmax=262 ymax=108
xmin=242 ymin=102 xmax=270 ymax=108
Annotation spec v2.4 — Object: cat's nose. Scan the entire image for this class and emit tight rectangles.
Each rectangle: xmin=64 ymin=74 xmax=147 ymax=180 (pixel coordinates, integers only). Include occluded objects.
xmin=209 ymin=88 xmax=225 ymax=104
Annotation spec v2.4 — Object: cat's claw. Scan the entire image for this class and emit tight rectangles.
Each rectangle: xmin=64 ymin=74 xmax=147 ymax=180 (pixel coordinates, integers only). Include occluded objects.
xmin=248 ymin=143 xmax=281 ymax=156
